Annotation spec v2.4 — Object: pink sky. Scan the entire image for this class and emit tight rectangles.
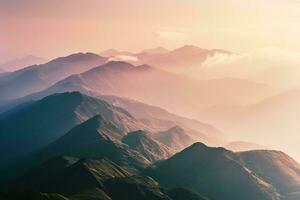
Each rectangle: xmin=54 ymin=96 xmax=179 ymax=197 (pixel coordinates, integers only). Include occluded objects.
xmin=1 ymin=0 xmax=300 ymax=62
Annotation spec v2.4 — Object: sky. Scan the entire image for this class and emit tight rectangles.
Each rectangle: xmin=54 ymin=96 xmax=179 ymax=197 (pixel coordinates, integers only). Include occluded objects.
xmin=1 ymin=0 xmax=300 ymax=62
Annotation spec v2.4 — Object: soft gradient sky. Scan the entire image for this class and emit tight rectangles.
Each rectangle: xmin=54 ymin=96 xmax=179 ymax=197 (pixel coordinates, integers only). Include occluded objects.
xmin=1 ymin=0 xmax=300 ymax=61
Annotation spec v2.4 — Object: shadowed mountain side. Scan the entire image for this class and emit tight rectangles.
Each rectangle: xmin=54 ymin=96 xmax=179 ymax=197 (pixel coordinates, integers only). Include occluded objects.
xmin=166 ymin=188 xmax=208 ymax=200
xmin=5 ymin=156 xmax=209 ymax=200
xmin=36 ymin=115 xmax=150 ymax=171
xmin=6 ymin=157 xmax=132 ymax=196
xmin=0 ymin=53 xmax=107 ymax=100
xmin=0 ymin=191 xmax=70 ymax=200
xmin=0 ymin=92 xmax=148 ymax=171
xmin=145 ymin=142 xmax=281 ymax=200
xmin=239 ymin=150 xmax=300 ymax=195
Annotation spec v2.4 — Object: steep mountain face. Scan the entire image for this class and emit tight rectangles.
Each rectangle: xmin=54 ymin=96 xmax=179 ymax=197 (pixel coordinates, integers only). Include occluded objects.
xmin=0 ymin=55 xmax=47 ymax=72
xmin=0 ymin=92 xmax=147 ymax=170
xmin=7 ymin=156 xmax=131 ymax=196
xmin=38 ymin=116 xmax=150 ymax=171
xmin=239 ymin=150 xmax=300 ymax=196
xmin=5 ymin=156 xmax=207 ymax=200
xmin=44 ymin=60 xmax=275 ymax=119
xmin=154 ymin=126 xmax=197 ymax=152
xmin=145 ymin=142 xmax=280 ymax=200
xmin=122 ymin=130 xmax=174 ymax=162
xmin=0 ymin=53 xmax=107 ymax=100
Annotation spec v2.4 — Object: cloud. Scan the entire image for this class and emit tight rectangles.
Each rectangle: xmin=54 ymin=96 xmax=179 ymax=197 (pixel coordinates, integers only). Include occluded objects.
xmin=185 ymin=47 xmax=300 ymax=89
xmin=201 ymin=53 xmax=242 ymax=67
xmin=107 ymin=55 xmax=139 ymax=62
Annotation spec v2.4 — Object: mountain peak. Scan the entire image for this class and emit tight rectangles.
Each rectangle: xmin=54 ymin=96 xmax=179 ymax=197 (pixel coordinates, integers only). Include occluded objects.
xmin=188 ymin=142 xmax=209 ymax=150
xmin=180 ymin=142 xmax=228 ymax=156
xmin=44 ymin=91 xmax=84 ymax=100
xmin=79 ymin=114 xmax=106 ymax=129
xmin=49 ymin=52 xmax=103 ymax=64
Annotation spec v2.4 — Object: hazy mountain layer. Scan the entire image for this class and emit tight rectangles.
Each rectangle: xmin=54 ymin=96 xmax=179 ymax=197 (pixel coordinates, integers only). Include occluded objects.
xmin=198 ymin=90 xmax=300 ymax=160
xmin=0 ymin=53 xmax=106 ymax=100
xmin=43 ymin=60 xmax=276 ymax=119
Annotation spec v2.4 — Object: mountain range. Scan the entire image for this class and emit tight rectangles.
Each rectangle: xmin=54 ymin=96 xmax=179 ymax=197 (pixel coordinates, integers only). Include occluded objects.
xmin=0 ymin=47 xmax=299 ymax=200
xmin=146 ymin=143 xmax=300 ymax=200
xmin=0 ymin=53 xmax=106 ymax=100
xmin=0 ymin=92 xmax=147 ymax=172
xmin=1 ymin=91 xmax=299 ymax=199
xmin=100 ymin=45 xmax=231 ymax=73
xmin=28 ymin=60 xmax=276 ymax=117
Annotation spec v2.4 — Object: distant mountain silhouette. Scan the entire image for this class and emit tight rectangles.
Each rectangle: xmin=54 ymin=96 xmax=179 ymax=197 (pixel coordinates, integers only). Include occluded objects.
xmin=36 ymin=61 xmax=275 ymax=118
xmin=145 ymin=45 xmax=231 ymax=72
xmin=0 ymin=53 xmax=107 ymax=100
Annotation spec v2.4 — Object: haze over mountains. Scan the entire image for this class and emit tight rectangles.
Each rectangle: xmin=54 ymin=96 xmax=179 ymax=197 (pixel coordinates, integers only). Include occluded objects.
xmin=0 ymin=53 xmax=106 ymax=100
xmin=0 ymin=55 xmax=47 ymax=72
xmin=33 ymin=60 xmax=276 ymax=118
xmin=100 ymin=45 xmax=232 ymax=73
xmin=0 ymin=45 xmax=299 ymax=200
